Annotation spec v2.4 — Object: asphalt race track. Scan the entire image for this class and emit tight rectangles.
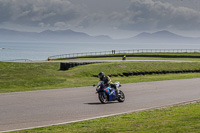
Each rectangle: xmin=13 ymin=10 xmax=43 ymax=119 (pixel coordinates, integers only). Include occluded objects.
xmin=0 ymin=78 xmax=200 ymax=132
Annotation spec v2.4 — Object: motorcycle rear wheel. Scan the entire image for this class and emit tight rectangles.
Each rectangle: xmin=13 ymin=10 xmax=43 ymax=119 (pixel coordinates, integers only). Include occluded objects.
xmin=118 ymin=90 xmax=125 ymax=102
xmin=98 ymin=92 xmax=108 ymax=104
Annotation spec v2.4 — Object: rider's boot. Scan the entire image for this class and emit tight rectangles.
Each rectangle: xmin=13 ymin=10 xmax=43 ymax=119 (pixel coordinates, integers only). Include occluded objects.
xmin=116 ymin=87 xmax=121 ymax=97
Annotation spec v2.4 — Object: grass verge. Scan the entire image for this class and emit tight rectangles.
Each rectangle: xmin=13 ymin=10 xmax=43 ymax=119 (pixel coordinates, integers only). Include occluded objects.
xmin=1 ymin=61 xmax=200 ymax=93
xmin=10 ymin=101 xmax=200 ymax=133
xmin=62 ymin=56 xmax=200 ymax=61
xmin=54 ymin=52 xmax=200 ymax=61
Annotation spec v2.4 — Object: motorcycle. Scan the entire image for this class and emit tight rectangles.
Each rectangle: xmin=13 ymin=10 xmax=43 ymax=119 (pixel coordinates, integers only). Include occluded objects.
xmin=94 ymin=81 xmax=125 ymax=104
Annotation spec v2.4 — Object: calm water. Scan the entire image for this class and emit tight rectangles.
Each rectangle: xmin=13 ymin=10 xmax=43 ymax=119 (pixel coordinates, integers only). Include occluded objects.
xmin=0 ymin=41 xmax=199 ymax=61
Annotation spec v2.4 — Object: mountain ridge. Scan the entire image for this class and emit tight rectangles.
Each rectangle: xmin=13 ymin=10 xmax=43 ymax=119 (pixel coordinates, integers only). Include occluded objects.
xmin=0 ymin=28 xmax=113 ymax=42
xmin=0 ymin=28 xmax=199 ymax=43
xmin=123 ymin=30 xmax=199 ymax=43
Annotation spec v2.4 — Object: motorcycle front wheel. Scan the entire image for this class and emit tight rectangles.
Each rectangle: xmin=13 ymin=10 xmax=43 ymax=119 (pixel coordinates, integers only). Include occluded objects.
xmin=118 ymin=90 xmax=125 ymax=102
xmin=98 ymin=92 xmax=108 ymax=104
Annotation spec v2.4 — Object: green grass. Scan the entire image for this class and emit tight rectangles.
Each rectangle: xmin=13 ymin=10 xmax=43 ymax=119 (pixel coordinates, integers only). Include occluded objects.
xmin=121 ymin=52 xmax=200 ymax=56
xmin=1 ymin=61 xmax=200 ymax=93
xmin=11 ymin=102 xmax=200 ymax=133
xmin=65 ymin=56 xmax=200 ymax=61
xmin=71 ymin=61 xmax=200 ymax=75
xmin=0 ymin=62 xmax=65 ymax=92
xmin=54 ymin=52 xmax=200 ymax=61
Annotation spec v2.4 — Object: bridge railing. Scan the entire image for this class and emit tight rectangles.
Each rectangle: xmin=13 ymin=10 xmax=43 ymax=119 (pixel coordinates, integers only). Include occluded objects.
xmin=48 ymin=49 xmax=200 ymax=60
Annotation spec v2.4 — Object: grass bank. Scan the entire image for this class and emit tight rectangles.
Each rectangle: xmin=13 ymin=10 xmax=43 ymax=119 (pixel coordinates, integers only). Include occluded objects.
xmin=0 ymin=61 xmax=200 ymax=93
xmin=54 ymin=52 xmax=200 ymax=61
xmin=64 ymin=56 xmax=200 ymax=61
xmin=10 ymin=101 xmax=200 ymax=133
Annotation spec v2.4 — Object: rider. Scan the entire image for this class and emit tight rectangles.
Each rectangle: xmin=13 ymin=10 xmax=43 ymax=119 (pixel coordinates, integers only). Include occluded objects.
xmin=98 ymin=72 xmax=120 ymax=96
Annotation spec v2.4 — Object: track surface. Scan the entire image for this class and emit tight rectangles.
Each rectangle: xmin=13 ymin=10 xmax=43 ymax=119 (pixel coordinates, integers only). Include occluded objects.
xmin=0 ymin=78 xmax=200 ymax=132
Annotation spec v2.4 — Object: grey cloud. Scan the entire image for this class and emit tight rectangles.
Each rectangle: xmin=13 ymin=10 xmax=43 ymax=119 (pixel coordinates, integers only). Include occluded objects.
xmin=0 ymin=0 xmax=12 ymax=22
xmin=1 ymin=0 xmax=200 ymax=36
xmin=78 ymin=13 xmax=106 ymax=29
xmin=119 ymin=0 xmax=200 ymax=31
xmin=76 ymin=0 xmax=200 ymax=32
xmin=0 ymin=0 xmax=81 ymax=26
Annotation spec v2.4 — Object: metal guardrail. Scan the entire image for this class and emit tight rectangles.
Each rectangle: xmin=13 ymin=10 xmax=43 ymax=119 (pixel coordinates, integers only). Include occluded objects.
xmin=48 ymin=49 xmax=200 ymax=60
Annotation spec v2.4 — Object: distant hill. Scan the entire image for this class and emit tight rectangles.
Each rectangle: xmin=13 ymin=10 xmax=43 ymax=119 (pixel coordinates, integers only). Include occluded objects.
xmin=0 ymin=28 xmax=199 ymax=43
xmin=0 ymin=28 xmax=113 ymax=42
xmin=122 ymin=30 xmax=199 ymax=43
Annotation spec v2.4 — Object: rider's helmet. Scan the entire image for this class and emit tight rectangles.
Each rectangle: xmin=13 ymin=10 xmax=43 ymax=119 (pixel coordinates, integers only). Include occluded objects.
xmin=98 ymin=72 xmax=105 ymax=80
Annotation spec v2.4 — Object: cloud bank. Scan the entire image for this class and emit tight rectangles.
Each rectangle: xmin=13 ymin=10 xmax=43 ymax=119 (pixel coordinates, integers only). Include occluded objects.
xmin=0 ymin=0 xmax=200 ymax=37
xmin=119 ymin=0 xmax=200 ymax=31
xmin=0 ymin=0 xmax=82 ymax=28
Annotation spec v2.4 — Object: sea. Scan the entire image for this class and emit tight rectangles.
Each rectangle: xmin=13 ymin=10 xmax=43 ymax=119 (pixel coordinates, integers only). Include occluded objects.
xmin=0 ymin=41 xmax=199 ymax=61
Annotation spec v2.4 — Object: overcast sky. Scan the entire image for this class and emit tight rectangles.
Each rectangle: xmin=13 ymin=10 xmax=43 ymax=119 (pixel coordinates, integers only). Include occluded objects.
xmin=0 ymin=0 xmax=200 ymax=38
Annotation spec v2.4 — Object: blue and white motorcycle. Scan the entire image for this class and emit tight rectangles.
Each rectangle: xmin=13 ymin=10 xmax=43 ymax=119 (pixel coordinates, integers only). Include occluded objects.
xmin=95 ymin=81 xmax=125 ymax=104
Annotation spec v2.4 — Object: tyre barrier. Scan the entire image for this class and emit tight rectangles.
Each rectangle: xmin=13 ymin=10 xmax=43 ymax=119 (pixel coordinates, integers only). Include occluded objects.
xmin=92 ymin=69 xmax=200 ymax=77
